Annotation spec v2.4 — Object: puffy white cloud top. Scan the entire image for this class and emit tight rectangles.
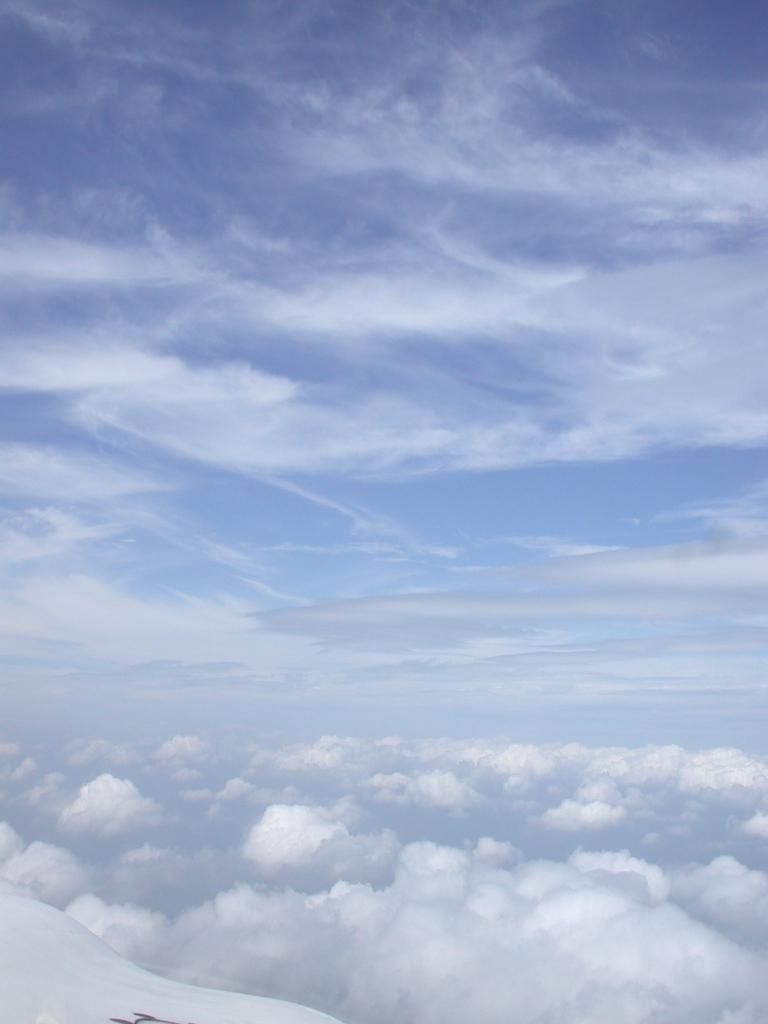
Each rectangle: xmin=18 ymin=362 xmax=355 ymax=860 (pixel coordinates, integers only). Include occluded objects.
xmin=0 ymin=822 xmax=89 ymax=905
xmin=155 ymin=734 xmax=210 ymax=763
xmin=58 ymin=773 xmax=162 ymax=837
xmin=367 ymin=769 xmax=482 ymax=810
xmin=742 ymin=812 xmax=768 ymax=838
xmin=540 ymin=797 xmax=628 ymax=830
xmin=243 ymin=804 xmax=399 ymax=882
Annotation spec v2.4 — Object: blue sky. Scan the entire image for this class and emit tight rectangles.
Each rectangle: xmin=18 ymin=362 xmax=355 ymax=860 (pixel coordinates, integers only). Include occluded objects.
xmin=5 ymin=7 xmax=768 ymax=1024
xmin=1 ymin=0 xmax=768 ymax=747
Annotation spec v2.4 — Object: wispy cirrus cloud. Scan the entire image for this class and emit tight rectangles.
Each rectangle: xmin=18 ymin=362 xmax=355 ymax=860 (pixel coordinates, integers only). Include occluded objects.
xmin=0 ymin=443 xmax=170 ymax=502
xmin=0 ymin=0 xmax=767 ymax=803
xmin=0 ymin=233 xmax=202 ymax=289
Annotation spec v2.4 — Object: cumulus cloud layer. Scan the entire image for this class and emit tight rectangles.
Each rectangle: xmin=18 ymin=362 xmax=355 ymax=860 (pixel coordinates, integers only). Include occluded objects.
xmin=67 ymin=841 xmax=768 ymax=1024
xmin=3 ymin=731 xmax=768 ymax=1022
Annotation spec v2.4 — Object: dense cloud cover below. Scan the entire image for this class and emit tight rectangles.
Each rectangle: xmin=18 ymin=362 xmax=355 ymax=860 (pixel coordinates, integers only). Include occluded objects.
xmin=2 ymin=733 xmax=768 ymax=1023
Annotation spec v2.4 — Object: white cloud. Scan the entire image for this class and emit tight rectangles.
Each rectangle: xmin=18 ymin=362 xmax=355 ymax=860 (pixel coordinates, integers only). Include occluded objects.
xmin=0 ymin=507 xmax=119 ymax=567
xmin=428 ymin=741 xmax=556 ymax=790
xmin=568 ymin=849 xmax=670 ymax=904
xmin=245 ymin=736 xmax=768 ymax=829
xmin=0 ymin=572 xmax=300 ymax=665
xmin=1 ymin=7 xmax=767 ymax=512
xmin=472 ymin=836 xmax=519 ymax=867
xmin=677 ymin=748 xmax=768 ymax=794
xmin=367 ymin=769 xmax=481 ymax=811
xmin=9 ymin=757 xmax=37 ymax=782
xmin=73 ymin=358 xmax=464 ymax=478
xmin=0 ymin=2 xmax=90 ymax=45
xmin=742 ymin=812 xmax=768 ymax=839
xmin=216 ymin=778 xmax=253 ymax=801
xmin=504 ymin=534 xmax=620 ymax=558
xmin=527 ymin=537 xmax=768 ymax=592
xmin=66 ymin=322 xmax=768 ymax=479
xmin=0 ymin=822 xmax=23 ymax=861
xmin=0 ymin=443 xmax=167 ymax=501
xmin=155 ymin=734 xmax=209 ymax=763
xmin=670 ymin=856 xmax=768 ymax=946
xmin=252 ymin=736 xmax=368 ymax=774
xmin=540 ymin=798 xmax=627 ymax=831
xmin=2 ymin=731 xmax=767 ymax=1022
xmin=3 ymin=888 xmax=342 ymax=1024
xmin=2 ymin=4 xmax=768 ymax=1016
xmin=58 ymin=774 xmax=162 ymax=837
xmin=6 ymin=546 xmax=762 ymax=688
xmin=22 ymin=771 xmax=66 ymax=812
xmin=0 ymin=341 xmax=182 ymax=392
xmin=119 ymin=844 xmax=171 ymax=865
xmin=181 ymin=787 xmax=213 ymax=803
xmin=0 ymin=233 xmax=199 ymax=288
xmin=289 ymin=31 xmax=768 ymax=236
xmin=659 ymin=480 xmax=768 ymax=540
xmin=243 ymin=804 xmax=343 ymax=872
xmin=0 ymin=822 xmax=89 ymax=905
xmin=66 ymin=891 xmax=166 ymax=964
xmin=254 ymin=534 xmax=768 ymax=686
xmin=67 ymin=839 xmax=768 ymax=1024
xmin=242 ymin=803 xmax=398 ymax=882
xmin=260 ymin=588 xmax=737 ymax=658
xmin=4 ymin=251 xmax=766 ymax=486
xmin=66 ymin=738 xmax=139 ymax=767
